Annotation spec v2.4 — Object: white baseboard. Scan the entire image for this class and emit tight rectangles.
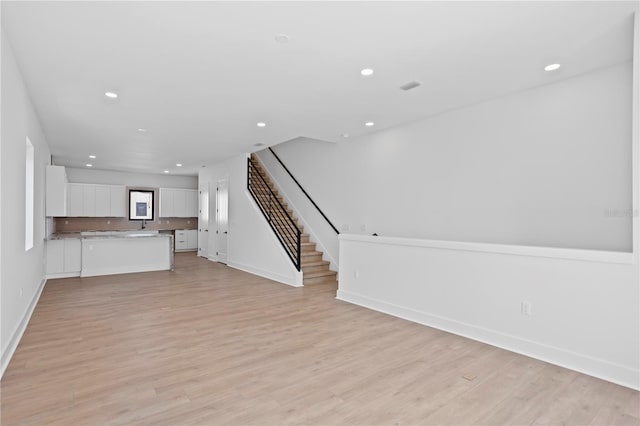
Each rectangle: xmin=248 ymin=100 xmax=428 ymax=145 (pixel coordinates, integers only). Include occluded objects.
xmin=1 ymin=277 xmax=47 ymax=379
xmin=337 ymin=289 xmax=640 ymax=391
xmin=227 ymin=261 xmax=303 ymax=287
xmin=46 ymin=271 xmax=80 ymax=279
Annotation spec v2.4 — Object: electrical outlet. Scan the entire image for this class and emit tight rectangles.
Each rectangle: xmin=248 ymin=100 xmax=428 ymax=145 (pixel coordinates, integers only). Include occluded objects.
xmin=166 ymin=220 xmax=170 ymax=224
xmin=354 ymin=270 xmax=359 ymax=278
xmin=360 ymin=224 xmax=367 ymax=232
xmin=521 ymin=301 xmax=532 ymax=316
xmin=65 ymin=220 xmax=69 ymax=225
xmin=107 ymin=220 xmax=111 ymax=224
xmin=19 ymin=288 xmax=23 ymax=298
xmin=187 ymin=220 xmax=191 ymax=224
xmin=342 ymin=224 xmax=351 ymax=232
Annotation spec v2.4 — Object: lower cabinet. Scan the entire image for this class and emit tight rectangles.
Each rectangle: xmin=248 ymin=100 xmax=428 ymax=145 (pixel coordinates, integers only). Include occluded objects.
xmin=187 ymin=229 xmax=198 ymax=250
xmin=175 ymin=229 xmax=198 ymax=252
xmin=46 ymin=239 xmax=81 ymax=278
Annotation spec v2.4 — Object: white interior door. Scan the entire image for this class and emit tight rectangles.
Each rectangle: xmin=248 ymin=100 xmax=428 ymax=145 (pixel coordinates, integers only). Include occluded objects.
xmin=216 ymin=178 xmax=229 ymax=264
xmin=198 ymin=183 xmax=209 ymax=258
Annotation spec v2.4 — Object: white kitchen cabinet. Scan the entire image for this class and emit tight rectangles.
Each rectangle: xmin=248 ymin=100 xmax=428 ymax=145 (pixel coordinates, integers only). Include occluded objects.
xmin=46 ymin=165 xmax=68 ymax=216
xmin=186 ymin=229 xmax=198 ymax=249
xmin=67 ymin=183 xmax=84 ymax=217
xmin=186 ymin=190 xmax=198 ymax=217
xmin=173 ymin=190 xmax=187 ymax=217
xmin=46 ymin=240 xmax=65 ymax=275
xmin=46 ymin=238 xmax=81 ymax=278
xmin=175 ymin=230 xmax=188 ymax=251
xmin=110 ymin=186 xmax=126 ymax=217
xmin=159 ymin=188 xmax=198 ymax=218
xmin=66 ymin=183 xmax=126 ymax=217
xmin=64 ymin=239 xmax=82 ymax=272
xmin=174 ymin=229 xmax=197 ymax=251
xmin=159 ymin=188 xmax=174 ymax=217
xmin=95 ymin=185 xmax=111 ymax=217
xmin=82 ymin=185 xmax=96 ymax=216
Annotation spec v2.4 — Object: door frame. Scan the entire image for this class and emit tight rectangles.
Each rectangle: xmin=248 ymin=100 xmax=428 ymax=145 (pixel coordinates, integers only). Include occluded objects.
xmin=215 ymin=178 xmax=229 ymax=264
xmin=198 ymin=182 xmax=209 ymax=258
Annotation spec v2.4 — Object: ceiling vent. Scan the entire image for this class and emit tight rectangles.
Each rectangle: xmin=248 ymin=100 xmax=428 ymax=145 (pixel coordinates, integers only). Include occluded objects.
xmin=400 ymin=80 xmax=423 ymax=91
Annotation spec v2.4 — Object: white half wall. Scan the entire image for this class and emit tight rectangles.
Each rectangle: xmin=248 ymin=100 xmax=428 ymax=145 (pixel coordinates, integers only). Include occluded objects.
xmin=199 ymin=155 xmax=302 ymax=286
xmin=337 ymin=234 xmax=639 ymax=390
xmin=266 ymin=62 xmax=633 ymax=253
xmin=1 ymin=31 xmax=51 ymax=377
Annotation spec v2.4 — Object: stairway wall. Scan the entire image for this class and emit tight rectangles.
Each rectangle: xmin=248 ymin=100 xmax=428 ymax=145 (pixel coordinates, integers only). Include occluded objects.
xmin=199 ymin=155 xmax=302 ymax=286
xmin=255 ymin=147 xmax=339 ymax=270
xmin=259 ymin=62 xmax=633 ymax=253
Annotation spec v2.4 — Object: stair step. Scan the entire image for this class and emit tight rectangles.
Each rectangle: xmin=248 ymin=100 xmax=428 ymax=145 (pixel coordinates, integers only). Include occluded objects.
xmin=304 ymin=269 xmax=336 ymax=278
xmin=302 ymin=263 xmax=331 ymax=274
xmin=300 ymin=242 xmax=317 ymax=252
xmin=302 ymin=259 xmax=329 ymax=267
xmin=301 ymin=252 xmax=323 ymax=264
xmin=304 ymin=277 xmax=338 ymax=286
xmin=304 ymin=271 xmax=337 ymax=285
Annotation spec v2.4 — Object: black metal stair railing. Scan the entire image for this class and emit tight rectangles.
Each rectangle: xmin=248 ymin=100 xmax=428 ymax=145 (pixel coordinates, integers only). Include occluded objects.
xmin=267 ymin=147 xmax=339 ymax=235
xmin=247 ymin=157 xmax=301 ymax=271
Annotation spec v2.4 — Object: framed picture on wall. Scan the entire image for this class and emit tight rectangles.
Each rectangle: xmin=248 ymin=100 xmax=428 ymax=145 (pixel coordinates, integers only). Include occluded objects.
xmin=129 ymin=190 xmax=154 ymax=220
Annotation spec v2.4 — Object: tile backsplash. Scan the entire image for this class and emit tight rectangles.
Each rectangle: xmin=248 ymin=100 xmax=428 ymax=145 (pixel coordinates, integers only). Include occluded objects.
xmin=54 ymin=217 xmax=198 ymax=233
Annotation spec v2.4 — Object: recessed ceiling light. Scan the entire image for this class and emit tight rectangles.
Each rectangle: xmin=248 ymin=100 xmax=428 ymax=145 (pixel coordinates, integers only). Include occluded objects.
xmin=365 ymin=122 xmax=375 ymax=127
xmin=137 ymin=128 xmax=147 ymax=132
xmin=342 ymin=133 xmax=350 ymax=138
xmin=164 ymin=170 xmax=169 ymax=174
xmin=254 ymin=143 xmax=265 ymax=147
xmin=257 ymin=122 xmax=266 ymax=127
xmin=176 ymin=163 xmax=182 ymax=167
xmin=360 ymin=68 xmax=374 ymax=76
xmin=275 ymin=34 xmax=290 ymax=44
xmin=86 ymin=163 xmax=93 ymax=167
xmin=88 ymin=155 xmax=96 ymax=159
xmin=104 ymin=91 xmax=118 ymax=98
xmin=544 ymin=63 xmax=561 ymax=71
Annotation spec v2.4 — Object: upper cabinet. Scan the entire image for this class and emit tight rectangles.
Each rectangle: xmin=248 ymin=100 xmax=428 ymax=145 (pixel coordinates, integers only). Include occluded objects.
xmin=46 ymin=165 xmax=68 ymax=216
xmin=159 ymin=188 xmax=198 ymax=218
xmin=186 ymin=190 xmax=198 ymax=218
xmin=67 ymin=183 xmax=84 ymax=217
xmin=110 ymin=186 xmax=126 ymax=217
xmin=66 ymin=183 xmax=126 ymax=217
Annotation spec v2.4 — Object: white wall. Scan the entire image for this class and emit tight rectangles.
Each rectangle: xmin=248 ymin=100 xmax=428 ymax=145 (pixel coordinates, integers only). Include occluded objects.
xmin=200 ymin=155 xmax=302 ymax=286
xmin=65 ymin=167 xmax=197 ymax=189
xmin=263 ymin=62 xmax=633 ymax=259
xmin=1 ymin=32 xmax=51 ymax=376
xmin=338 ymin=235 xmax=639 ymax=390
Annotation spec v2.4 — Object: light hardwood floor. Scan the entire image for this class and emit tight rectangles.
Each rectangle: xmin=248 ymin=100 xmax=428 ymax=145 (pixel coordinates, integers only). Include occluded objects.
xmin=2 ymin=253 xmax=638 ymax=425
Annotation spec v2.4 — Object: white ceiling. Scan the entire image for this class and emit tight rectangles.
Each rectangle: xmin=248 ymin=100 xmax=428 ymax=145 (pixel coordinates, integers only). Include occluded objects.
xmin=2 ymin=1 xmax=636 ymax=176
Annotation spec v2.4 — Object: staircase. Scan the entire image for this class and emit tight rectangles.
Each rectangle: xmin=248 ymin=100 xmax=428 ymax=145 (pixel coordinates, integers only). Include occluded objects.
xmin=248 ymin=154 xmax=337 ymax=286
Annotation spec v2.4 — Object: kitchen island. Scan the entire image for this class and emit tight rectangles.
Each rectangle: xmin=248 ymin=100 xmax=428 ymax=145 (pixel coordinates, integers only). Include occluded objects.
xmin=46 ymin=231 xmax=174 ymax=278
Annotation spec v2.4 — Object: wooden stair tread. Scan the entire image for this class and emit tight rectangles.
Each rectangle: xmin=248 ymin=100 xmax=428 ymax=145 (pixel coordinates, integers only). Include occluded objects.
xmin=301 ymin=251 xmax=322 ymax=257
xmin=304 ymin=270 xmax=336 ymax=279
xmin=301 ymin=260 xmax=329 ymax=267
